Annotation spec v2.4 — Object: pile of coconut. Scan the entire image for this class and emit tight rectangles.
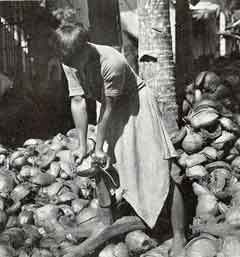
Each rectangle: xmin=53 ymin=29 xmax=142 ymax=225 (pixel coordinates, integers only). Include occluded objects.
xmin=0 ymin=124 xmax=170 ymax=257
xmin=171 ymin=70 xmax=240 ymax=257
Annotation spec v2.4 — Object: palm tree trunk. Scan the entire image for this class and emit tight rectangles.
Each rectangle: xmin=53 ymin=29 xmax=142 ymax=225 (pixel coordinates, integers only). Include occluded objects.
xmin=138 ymin=0 xmax=178 ymax=135
xmin=176 ymin=0 xmax=194 ymax=120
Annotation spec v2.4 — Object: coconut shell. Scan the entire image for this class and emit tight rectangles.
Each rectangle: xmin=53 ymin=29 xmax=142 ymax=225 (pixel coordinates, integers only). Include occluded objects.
xmin=6 ymin=216 xmax=18 ymax=229
xmin=186 ymin=165 xmax=207 ymax=179
xmin=185 ymin=154 xmax=207 ymax=168
xmin=0 ymin=244 xmax=16 ymax=257
xmin=235 ymin=138 xmax=240 ymax=152
xmin=10 ymin=184 xmax=31 ymax=202
xmin=226 ymin=154 xmax=237 ymax=162
xmin=36 ymin=149 xmax=56 ymax=169
xmin=18 ymin=210 xmax=34 ymax=225
xmin=23 ymin=139 xmax=43 ymax=147
xmin=200 ymin=147 xmax=218 ymax=161
xmin=225 ymin=206 xmax=240 ymax=225
xmin=44 ymin=182 xmax=63 ymax=197
xmin=171 ymin=127 xmax=187 ymax=146
xmin=195 ymin=71 xmax=208 ymax=88
xmin=0 ymin=173 xmax=15 ymax=196
xmin=125 ymin=230 xmax=157 ymax=254
xmin=0 ymin=155 xmax=6 ymax=165
xmin=196 ymin=194 xmax=218 ymax=219
xmin=18 ymin=249 xmax=29 ymax=257
xmin=205 ymin=161 xmax=232 ymax=173
xmin=200 ymin=124 xmax=222 ymax=141
xmin=47 ymin=162 xmax=61 ymax=178
xmin=60 ymin=170 xmax=69 ymax=179
xmin=12 ymin=156 xmax=27 ymax=168
xmin=66 ymin=137 xmax=79 ymax=151
xmin=192 ymin=182 xmax=210 ymax=196
xmin=0 ymin=145 xmax=8 ymax=155
xmin=59 ymin=205 xmax=75 ymax=219
xmin=0 ymin=227 xmax=26 ymax=249
xmin=9 ymin=151 xmax=23 ymax=165
xmin=50 ymin=141 xmax=63 ymax=152
xmin=0 ymin=210 xmax=7 ymax=231
xmin=193 ymin=98 xmax=219 ymax=110
xmin=186 ymin=93 xmax=194 ymax=105
xmin=29 ymin=167 xmax=41 ymax=177
xmin=184 ymin=236 xmax=218 ymax=257
xmin=209 ymin=168 xmax=231 ymax=195
xmin=52 ymin=192 xmax=76 ymax=204
xmin=218 ymin=202 xmax=229 ymax=215
xmin=211 ymin=131 xmax=236 ymax=150
xmin=19 ymin=166 xmax=31 ymax=179
xmin=220 ymin=117 xmax=240 ymax=133
xmin=59 ymin=161 xmax=76 ymax=176
xmin=98 ymin=244 xmax=115 ymax=257
xmin=177 ymin=152 xmax=189 ymax=168
xmin=194 ymin=89 xmax=203 ymax=102
xmin=182 ymin=99 xmax=192 ymax=115
xmin=182 ymin=129 xmax=204 ymax=154
xmin=221 ymin=236 xmax=240 ymax=257
xmin=76 ymin=206 xmax=98 ymax=224
xmin=185 ymin=83 xmax=195 ymax=93
xmin=6 ymin=201 xmax=22 ymax=215
xmin=31 ymin=173 xmax=56 ymax=186
xmin=56 ymin=150 xmax=73 ymax=163
xmin=231 ymin=156 xmax=240 ymax=174
xmin=0 ymin=197 xmax=5 ymax=211
xmin=34 ymin=204 xmax=62 ymax=229
xmin=189 ymin=109 xmax=219 ymax=129
xmin=31 ymin=248 xmax=54 ymax=257
xmin=71 ymin=199 xmax=89 ymax=214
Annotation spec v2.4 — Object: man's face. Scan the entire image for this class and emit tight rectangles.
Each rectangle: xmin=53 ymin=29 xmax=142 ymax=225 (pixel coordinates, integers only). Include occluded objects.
xmin=55 ymin=26 xmax=84 ymax=59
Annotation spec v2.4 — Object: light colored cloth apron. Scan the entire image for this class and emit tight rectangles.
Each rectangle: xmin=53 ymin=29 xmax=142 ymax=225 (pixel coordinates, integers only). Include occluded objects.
xmin=106 ymin=85 xmax=178 ymax=228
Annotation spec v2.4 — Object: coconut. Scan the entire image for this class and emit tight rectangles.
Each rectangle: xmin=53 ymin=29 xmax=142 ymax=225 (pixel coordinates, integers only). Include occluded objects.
xmin=192 ymin=182 xmax=210 ymax=196
xmin=0 ymin=245 xmax=15 ymax=257
xmin=114 ymin=243 xmax=129 ymax=257
xmin=182 ymin=128 xmax=204 ymax=154
xmin=185 ymin=153 xmax=207 ymax=168
xmin=35 ymin=149 xmax=56 ymax=169
xmin=211 ymin=131 xmax=236 ymax=150
xmin=0 ymin=210 xmax=7 ymax=231
xmin=189 ymin=109 xmax=219 ymax=129
xmin=0 ymin=173 xmax=15 ymax=198
xmin=18 ymin=210 xmax=34 ymax=225
xmin=200 ymin=147 xmax=218 ymax=161
xmin=186 ymin=165 xmax=207 ymax=179
xmin=177 ymin=152 xmax=189 ymax=168
xmin=231 ymin=157 xmax=240 ymax=175
xmin=185 ymin=236 xmax=218 ymax=257
xmin=31 ymin=173 xmax=56 ymax=186
xmin=47 ymin=162 xmax=61 ymax=178
xmin=221 ymin=236 xmax=240 ymax=257
xmin=196 ymin=193 xmax=218 ymax=219
xmin=71 ymin=199 xmax=89 ymax=214
xmin=125 ymin=231 xmax=157 ymax=254
xmin=220 ymin=117 xmax=240 ymax=132
xmin=99 ymin=244 xmax=115 ymax=257
xmin=10 ymin=184 xmax=31 ymax=202
xmin=226 ymin=206 xmax=240 ymax=225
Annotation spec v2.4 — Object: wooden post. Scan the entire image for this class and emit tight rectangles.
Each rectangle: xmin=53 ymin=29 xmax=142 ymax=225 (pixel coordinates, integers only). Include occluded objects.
xmin=138 ymin=0 xmax=178 ymax=135
xmin=219 ymin=11 xmax=227 ymax=56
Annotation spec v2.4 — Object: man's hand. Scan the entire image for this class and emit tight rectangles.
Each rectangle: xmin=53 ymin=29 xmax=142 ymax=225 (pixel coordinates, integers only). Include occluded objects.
xmin=73 ymin=146 xmax=88 ymax=164
xmin=93 ymin=150 xmax=111 ymax=169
